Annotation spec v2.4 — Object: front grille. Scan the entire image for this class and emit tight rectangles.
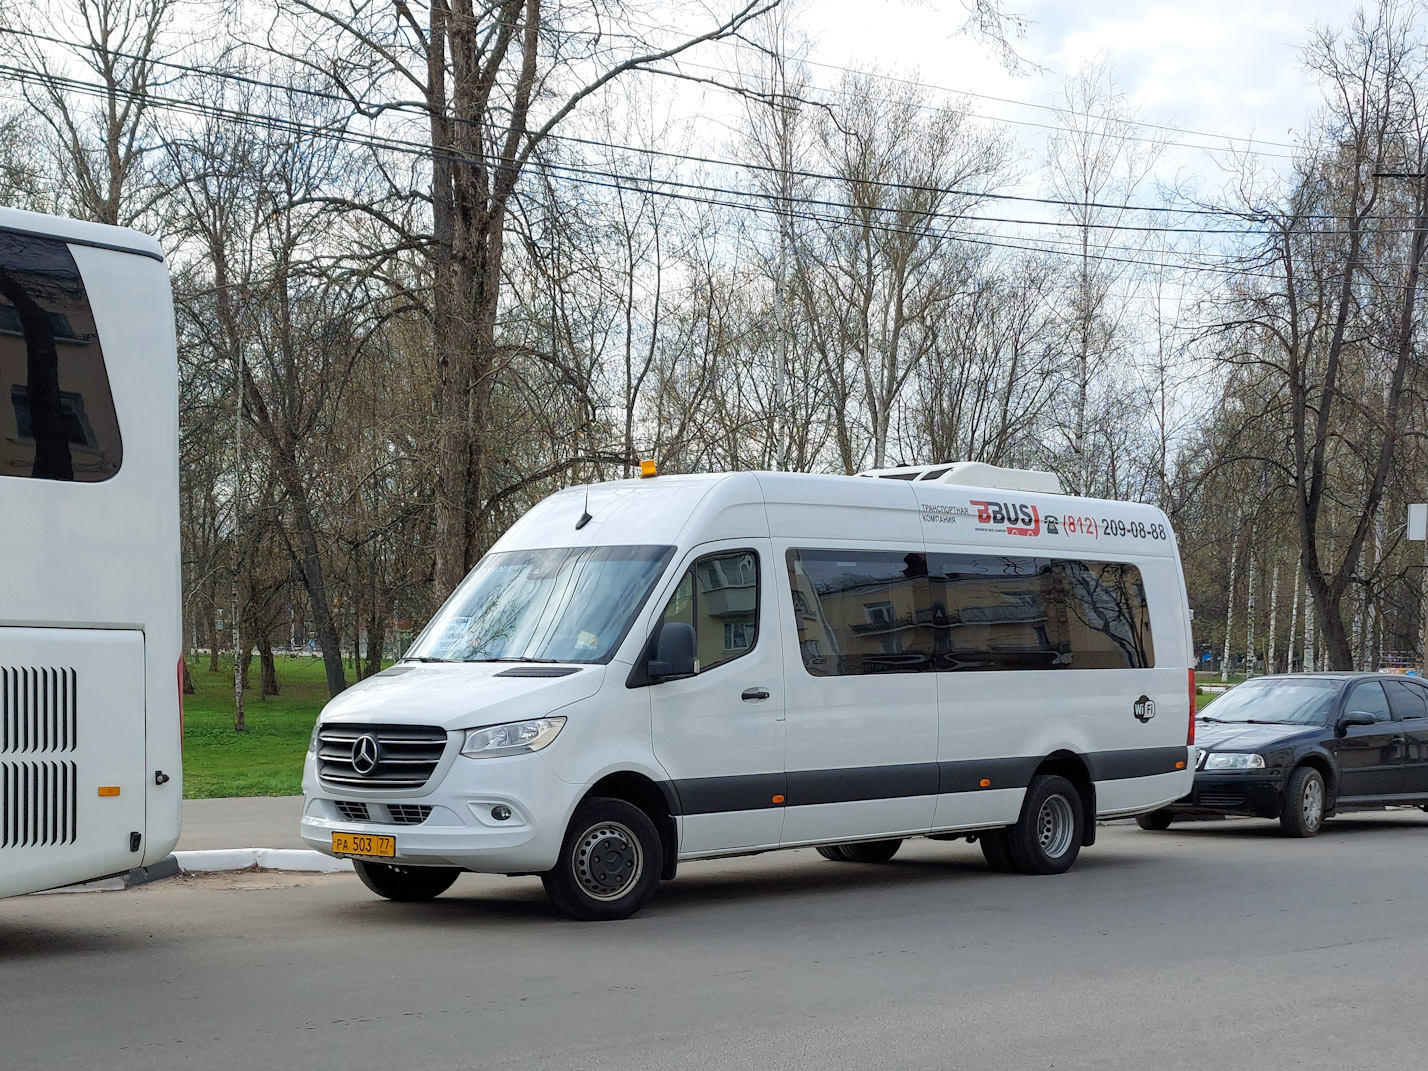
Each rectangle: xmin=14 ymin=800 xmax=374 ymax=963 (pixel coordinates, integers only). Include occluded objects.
xmin=1198 ymin=791 xmax=1245 ymax=808
xmin=386 ymin=804 xmax=431 ymax=825
xmin=335 ymin=801 xmax=370 ymax=822
xmin=317 ymin=724 xmax=448 ymax=789
xmin=1 ymin=761 xmax=78 ymax=847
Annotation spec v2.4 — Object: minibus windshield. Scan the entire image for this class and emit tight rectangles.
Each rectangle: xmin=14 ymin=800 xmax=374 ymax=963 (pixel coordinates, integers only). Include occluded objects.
xmin=407 ymin=545 xmax=676 ymax=665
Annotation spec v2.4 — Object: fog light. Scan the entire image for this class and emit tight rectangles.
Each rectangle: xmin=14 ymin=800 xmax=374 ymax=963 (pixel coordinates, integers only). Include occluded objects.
xmin=490 ymin=805 xmax=513 ymax=822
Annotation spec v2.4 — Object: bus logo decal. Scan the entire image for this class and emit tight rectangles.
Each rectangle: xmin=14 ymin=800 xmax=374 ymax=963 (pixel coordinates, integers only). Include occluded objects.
xmin=1133 ymin=696 xmax=1157 ymax=723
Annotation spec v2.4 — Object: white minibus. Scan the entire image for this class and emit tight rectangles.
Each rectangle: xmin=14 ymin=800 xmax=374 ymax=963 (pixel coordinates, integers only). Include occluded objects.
xmin=302 ymin=463 xmax=1196 ymax=919
xmin=0 ymin=207 xmax=182 ymax=897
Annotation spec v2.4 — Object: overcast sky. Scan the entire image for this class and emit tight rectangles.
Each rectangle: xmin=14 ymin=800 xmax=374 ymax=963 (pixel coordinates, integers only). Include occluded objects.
xmin=799 ymin=0 xmax=1353 ymax=185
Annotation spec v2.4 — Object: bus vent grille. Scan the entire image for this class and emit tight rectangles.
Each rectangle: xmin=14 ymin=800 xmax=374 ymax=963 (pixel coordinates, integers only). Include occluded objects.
xmin=1 ymin=666 xmax=79 ymax=754
xmin=1 ymin=761 xmax=79 ymax=848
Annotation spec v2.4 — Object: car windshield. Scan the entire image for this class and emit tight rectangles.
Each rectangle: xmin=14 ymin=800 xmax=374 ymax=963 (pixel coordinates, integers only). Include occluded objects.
xmin=407 ymin=545 xmax=675 ymax=664
xmin=1199 ymin=677 xmax=1340 ymax=725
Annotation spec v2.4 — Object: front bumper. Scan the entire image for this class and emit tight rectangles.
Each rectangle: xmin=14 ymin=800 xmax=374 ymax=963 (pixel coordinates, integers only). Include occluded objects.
xmin=1167 ymin=772 xmax=1287 ymax=819
xmin=300 ymin=750 xmax=579 ymax=874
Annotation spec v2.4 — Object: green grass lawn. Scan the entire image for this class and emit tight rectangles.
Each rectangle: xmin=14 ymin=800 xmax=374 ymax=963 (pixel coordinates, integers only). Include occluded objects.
xmin=183 ymin=655 xmax=335 ymax=798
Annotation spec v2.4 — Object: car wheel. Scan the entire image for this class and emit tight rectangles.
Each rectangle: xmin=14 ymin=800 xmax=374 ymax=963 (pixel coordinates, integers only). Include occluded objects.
xmin=542 ymin=797 xmax=663 ymax=921
xmin=815 ymin=845 xmax=850 ymax=861
xmin=837 ymin=839 xmax=903 ymax=864
xmin=979 ymin=828 xmax=1018 ymax=872
xmin=1006 ymin=774 xmax=1084 ymax=875
xmin=1135 ymin=809 xmax=1175 ymax=831
xmin=353 ymin=861 xmax=461 ymax=902
xmin=1280 ymin=766 xmax=1326 ymax=838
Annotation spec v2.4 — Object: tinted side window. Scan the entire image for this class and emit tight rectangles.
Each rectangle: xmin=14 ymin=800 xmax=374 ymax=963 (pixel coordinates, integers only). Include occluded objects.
xmin=1386 ymin=680 xmax=1428 ymax=720
xmin=927 ymin=554 xmax=1154 ymax=671
xmin=787 ymin=549 xmax=1155 ymax=676
xmin=655 ymin=549 xmax=759 ymax=674
xmin=1345 ymin=681 xmax=1393 ymax=722
xmin=786 ymin=550 xmax=932 ymax=675
xmin=0 ymin=231 xmax=121 ymax=481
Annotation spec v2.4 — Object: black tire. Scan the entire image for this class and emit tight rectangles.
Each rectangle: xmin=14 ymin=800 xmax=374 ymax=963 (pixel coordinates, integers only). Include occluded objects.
xmin=979 ymin=828 xmax=1017 ymax=873
xmin=815 ymin=845 xmax=850 ymax=861
xmin=837 ymin=839 xmax=903 ymax=864
xmin=1280 ymin=765 xmax=1326 ymax=838
xmin=542 ymin=797 xmax=663 ymax=921
xmin=353 ymin=861 xmax=460 ymax=902
xmin=1135 ymin=809 xmax=1175 ymax=832
xmin=1006 ymin=774 xmax=1084 ymax=875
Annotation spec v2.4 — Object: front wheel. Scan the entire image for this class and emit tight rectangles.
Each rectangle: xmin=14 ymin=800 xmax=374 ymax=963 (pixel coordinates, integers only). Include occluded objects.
xmin=1006 ymin=774 xmax=1084 ymax=875
xmin=1280 ymin=766 xmax=1326 ymax=838
xmin=353 ymin=861 xmax=461 ymax=902
xmin=1135 ymin=809 xmax=1175 ymax=832
xmin=542 ymin=797 xmax=663 ymax=921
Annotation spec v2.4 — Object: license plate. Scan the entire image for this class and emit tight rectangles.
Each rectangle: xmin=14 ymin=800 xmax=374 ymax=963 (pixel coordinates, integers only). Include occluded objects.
xmin=332 ymin=832 xmax=396 ymax=858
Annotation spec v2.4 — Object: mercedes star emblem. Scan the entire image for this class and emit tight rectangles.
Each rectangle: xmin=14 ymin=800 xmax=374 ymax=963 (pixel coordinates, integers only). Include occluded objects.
xmin=351 ymin=733 xmax=381 ymax=775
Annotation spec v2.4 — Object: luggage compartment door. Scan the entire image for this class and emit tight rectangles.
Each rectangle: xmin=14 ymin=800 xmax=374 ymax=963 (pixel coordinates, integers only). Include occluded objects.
xmin=0 ymin=627 xmax=146 ymax=895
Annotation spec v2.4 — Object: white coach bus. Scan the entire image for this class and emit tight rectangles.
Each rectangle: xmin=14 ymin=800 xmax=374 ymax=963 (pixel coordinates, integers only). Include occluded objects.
xmin=0 ymin=207 xmax=182 ymax=897
xmin=304 ymin=462 xmax=1195 ymax=920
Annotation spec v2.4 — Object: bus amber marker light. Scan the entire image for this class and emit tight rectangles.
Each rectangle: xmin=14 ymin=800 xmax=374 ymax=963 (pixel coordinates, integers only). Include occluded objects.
xmin=979 ymin=778 xmax=991 ymax=787
xmin=98 ymin=787 xmax=121 ymax=797
xmin=639 ymin=459 xmax=657 ymax=478
xmin=771 ymin=794 xmax=785 ymax=804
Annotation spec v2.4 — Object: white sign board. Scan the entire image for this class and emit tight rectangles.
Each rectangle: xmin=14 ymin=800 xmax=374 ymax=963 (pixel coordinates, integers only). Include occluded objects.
xmin=1410 ymin=503 xmax=1428 ymax=541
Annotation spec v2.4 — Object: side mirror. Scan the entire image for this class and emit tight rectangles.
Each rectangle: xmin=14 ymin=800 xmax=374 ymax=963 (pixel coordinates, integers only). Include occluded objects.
xmin=1338 ymin=711 xmax=1379 ymax=732
xmin=648 ymin=621 xmax=696 ymax=683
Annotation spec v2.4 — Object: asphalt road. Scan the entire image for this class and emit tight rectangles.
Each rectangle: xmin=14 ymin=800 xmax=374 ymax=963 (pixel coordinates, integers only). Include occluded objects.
xmin=5 ymin=813 xmax=1428 ymax=1071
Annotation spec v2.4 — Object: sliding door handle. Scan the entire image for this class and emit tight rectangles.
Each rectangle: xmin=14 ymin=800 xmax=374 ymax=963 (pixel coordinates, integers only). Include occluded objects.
xmin=741 ymin=687 xmax=771 ymax=701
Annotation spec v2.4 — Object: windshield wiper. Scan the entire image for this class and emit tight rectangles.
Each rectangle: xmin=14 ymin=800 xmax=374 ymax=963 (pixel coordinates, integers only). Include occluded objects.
xmin=404 ymin=656 xmax=452 ymax=663
xmin=484 ymin=656 xmax=563 ymax=664
xmin=1198 ymin=716 xmax=1224 ymax=723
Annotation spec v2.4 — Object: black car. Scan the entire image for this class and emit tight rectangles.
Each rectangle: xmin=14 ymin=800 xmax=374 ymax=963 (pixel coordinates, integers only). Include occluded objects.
xmin=1137 ymin=673 xmax=1428 ymax=837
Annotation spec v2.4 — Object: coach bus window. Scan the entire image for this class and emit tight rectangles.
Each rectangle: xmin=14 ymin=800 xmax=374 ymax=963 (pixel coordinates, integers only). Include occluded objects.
xmin=0 ymin=231 xmax=122 ymax=482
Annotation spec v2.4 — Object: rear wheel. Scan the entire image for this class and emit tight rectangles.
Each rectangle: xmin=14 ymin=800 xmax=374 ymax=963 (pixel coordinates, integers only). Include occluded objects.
xmin=837 ymin=839 xmax=902 ymax=864
xmin=542 ymin=797 xmax=663 ymax=921
xmin=353 ymin=861 xmax=461 ymax=902
xmin=1006 ymin=774 xmax=1084 ymax=875
xmin=979 ymin=828 xmax=1017 ymax=872
xmin=1135 ymin=809 xmax=1175 ymax=832
xmin=815 ymin=845 xmax=850 ymax=861
xmin=1280 ymin=766 xmax=1326 ymax=838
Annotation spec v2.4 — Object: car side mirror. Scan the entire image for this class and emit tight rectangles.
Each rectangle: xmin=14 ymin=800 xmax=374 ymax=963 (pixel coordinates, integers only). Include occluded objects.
xmin=1338 ymin=710 xmax=1379 ymax=732
xmin=648 ymin=621 xmax=696 ymax=683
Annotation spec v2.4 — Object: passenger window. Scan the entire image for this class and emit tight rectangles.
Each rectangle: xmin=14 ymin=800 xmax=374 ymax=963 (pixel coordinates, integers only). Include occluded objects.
xmin=654 ymin=550 xmax=759 ymax=674
xmin=1345 ymin=682 xmax=1393 ymax=722
xmin=1386 ymin=680 xmax=1428 ymax=720
xmin=0 ymin=231 xmax=122 ymax=481
xmin=785 ymin=549 xmax=932 ymax=675
xmin=785 ymin=549 xmax=1155 ymax=675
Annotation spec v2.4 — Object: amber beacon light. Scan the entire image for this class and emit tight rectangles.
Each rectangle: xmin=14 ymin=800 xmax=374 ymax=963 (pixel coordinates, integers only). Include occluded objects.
xmin=639 ymin=459 xmax=658 ymax=478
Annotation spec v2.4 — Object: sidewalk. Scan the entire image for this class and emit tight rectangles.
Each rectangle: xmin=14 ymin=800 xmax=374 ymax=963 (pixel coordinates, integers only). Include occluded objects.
xmin=176 ymin=796 xmax=308 ymax=852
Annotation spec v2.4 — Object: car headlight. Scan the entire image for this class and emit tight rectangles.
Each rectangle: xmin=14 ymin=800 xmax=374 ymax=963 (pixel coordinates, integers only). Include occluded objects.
xmin=461 ymin=717 xmax=566 ymax=759
xmin=1203 ymin=752 xmax=1266 ymax=770
xmin=308 ymin=721 xmax=321 ymax=754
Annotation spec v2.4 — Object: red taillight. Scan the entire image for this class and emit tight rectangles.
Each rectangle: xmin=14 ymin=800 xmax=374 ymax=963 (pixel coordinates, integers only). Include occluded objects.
xmin=177 ymin=654 xmax=185 ymax=753
xmin=1187 ymin=667 xmax=1196 ymax=745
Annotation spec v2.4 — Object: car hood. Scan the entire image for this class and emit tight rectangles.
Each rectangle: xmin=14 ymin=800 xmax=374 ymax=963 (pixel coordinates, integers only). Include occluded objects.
xmin=1196 ymin=720 xmax=1321 ymax=752
xmin=317 ymin=662 xmax=607 ymax=731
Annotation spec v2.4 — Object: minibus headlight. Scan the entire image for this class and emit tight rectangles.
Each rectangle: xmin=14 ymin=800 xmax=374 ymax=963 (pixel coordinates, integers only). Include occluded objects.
xmin=308 ymin=721 xmax=321 ymax=754
xmin=461 ymin=717 xmax=566 ymax=759
xmin=1202 ymin=752 xmax=1266 ymax=771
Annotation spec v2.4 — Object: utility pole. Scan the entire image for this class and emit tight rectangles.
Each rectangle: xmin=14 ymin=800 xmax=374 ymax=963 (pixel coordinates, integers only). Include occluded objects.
xmin=1410 ymin=503 xmax=1428 ymax=675
xmin=232 ymin=341 xmax=245 ymax=732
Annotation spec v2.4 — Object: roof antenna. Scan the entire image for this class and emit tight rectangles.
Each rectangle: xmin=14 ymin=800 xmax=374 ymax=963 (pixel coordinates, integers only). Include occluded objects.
xmin=575 ymin=474 xmax=592 ymax=530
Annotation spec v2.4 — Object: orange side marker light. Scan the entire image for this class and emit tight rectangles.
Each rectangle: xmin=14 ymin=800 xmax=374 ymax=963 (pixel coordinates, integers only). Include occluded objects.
xmin=771 ymin=794 xmax=785 ymax=804
xmin=98 ymin=786 xmax=121 ymax=797
xmin=979 ymin=778 xmax=991 ymax=788
xmin=1175 ymin=761 xmax=1185 ymax=770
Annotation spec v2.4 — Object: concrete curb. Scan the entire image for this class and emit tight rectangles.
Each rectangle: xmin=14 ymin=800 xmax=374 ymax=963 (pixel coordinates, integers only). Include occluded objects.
xmin=174 ymin=848 xmax=354 ymax=874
